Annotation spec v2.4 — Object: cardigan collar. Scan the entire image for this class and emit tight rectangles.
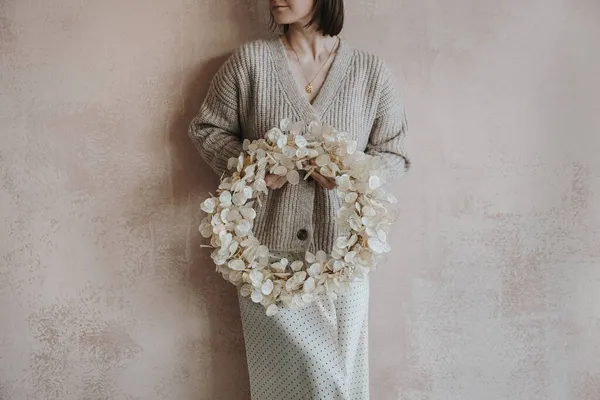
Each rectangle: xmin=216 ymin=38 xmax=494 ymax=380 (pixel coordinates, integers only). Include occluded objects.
xmin=267 ymin=36 xmax=354 ymax=122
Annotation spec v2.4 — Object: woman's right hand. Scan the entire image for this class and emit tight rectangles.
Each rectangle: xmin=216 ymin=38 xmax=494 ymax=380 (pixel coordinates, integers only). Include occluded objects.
xmin=264 ymin=174 xmax=288 ymax=190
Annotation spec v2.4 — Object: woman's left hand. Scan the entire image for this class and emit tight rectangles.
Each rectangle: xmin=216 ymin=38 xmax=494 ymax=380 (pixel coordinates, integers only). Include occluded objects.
xmin=307 ymin=159 xmax=336 ymax=190
xmin=310 ymin=170 xmax=336 ymax=190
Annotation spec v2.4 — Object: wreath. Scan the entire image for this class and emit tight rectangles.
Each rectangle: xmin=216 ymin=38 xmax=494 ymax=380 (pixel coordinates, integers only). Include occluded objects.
xmin=197 ymin=119 xmax=398 ymax=316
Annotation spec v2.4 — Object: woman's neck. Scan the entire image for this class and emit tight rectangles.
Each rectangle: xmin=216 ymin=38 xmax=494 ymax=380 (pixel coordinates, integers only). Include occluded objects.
xmin=284 ymin=24 xmax=337 ymax=61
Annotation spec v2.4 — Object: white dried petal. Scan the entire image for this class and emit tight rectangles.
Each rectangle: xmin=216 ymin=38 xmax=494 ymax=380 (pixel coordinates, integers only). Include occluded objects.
xmin=302 ymin=293 xmax=316 ymax=303
xmin=332 ymin=260 xmax=345 ymax=272
xmin=362 ymin=216 xmax=378 ymax=228
xmin=347 ymin=234 xmax=358 ymax=247
xmin=283 ymin=146 xmax=296 ymax=158
xmin=218 ymin=181 xmax=232 ymax=190
xmin=232 ymin=192 xmax=247 ymax=206
xmin=315 ymin=250 xmax=327 ymax=263
xmin=367 ymin=238 xmax=390 ymax=254
xmin=199 ymin=220 xmax=212 ymax=238
xmin=285 ymin=279 xmax=299 ymax=292
xmin=235 ymin=220 xmax=251 ymax=237
xmin=261 ymin=279 xmax=274 ymax=295
xmin=243 ymin=186 xmax=253 ymax=199
xmin=266 ymin=304 xmax=278 ymax=316
xmin=267 ymin=127 xmax=282 ymax=142
xmin=295 ymin=135 xmax=308 ymax=148
xmin=291 ymin=260 xmax=304 ymax=271
xmin=331 ymin=248 xmax=344 ymax=259
xmin=303 ymin=277 xmax=316 ymax=293
xmin=249 ymin=270 xmax=263 ymax=286
xmin=200 ymin=198 xmax=216 ymax=213
xmin=212 ymin=223 xmax=226 ymax=236
xmin=255 ymin=149 xmax=266 ymax=160
xmin=335 ymin=236 xmax=348 ymax=248
xmin=240 ymin=284 xmax=252 ymax=297
xmin=316 ymin=154 xmax=330 ymax=167
xmin=240 ymin=207 xmax=256 ymax=219
xmin=289 ymin=121 xmax=305 ymax=134
xmin=227 ymin=157 xmax=237 ymax=170
xmin=279 ymin=118 xmax=291 ymax=131
xmin=219 ymin=232 xmax=232 ymax=246
xmin=282 ymin=158 xmax=295 ymax=170
xmin=220 ymin=209 xmax=229 ymax=223
xmin=228 ymin=259 xmax=246 ymax=271
xmin=243 ymin=139 xmax=251 ymax=150
xmin=277 ymin=135 xmax=288 ymax=148
xmin=244 ymin=164 xmax=255 ymax=176
xmin=229 ymin=210 xmax=242 ymax=222
xmin=346 ymin=140 xmax=357 ymax=154
xmin=307 ymin=120 xmax=322 ymax=134
xmin=251 ymin=290 xmax=263 ymax=303
xmin=273 ymin=166 xmax=288 ymax=176
xmin=257 ymin=245 xmax=269 ymax=257
xmin=344 ymin=251 xmax=356 ymax=263
xmin=369 ymin=175 xmax=382 ymax=190
xmin=308 ymin=263 xmax=321 ymax=276
xmin=229 ymin=271 xmax=243 ymax=284
xmin=363 ymin=206 xmax=376 ymax=217
xmin=345 ymin=192 xmax=358 ymax=203
xmin=308 ymin=149 xmax=319 ymax=158
xmin=287 ymin=170 xmax=300 ymax=185
xmin=271 ymin=262 xmax=286 ymax=272
xmin=296 ymin=147 xmax=309 ymax=158
xmin=253 ymin=179 xmax=267 ymax=192
xmin=293 ymin=271 xmax=307 ymax=282
xmin=219 ymin=191 xmax=232 ymax=206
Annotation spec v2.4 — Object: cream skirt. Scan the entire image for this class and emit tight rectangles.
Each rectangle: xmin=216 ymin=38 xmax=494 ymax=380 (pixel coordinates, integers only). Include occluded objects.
xmin=237 ymin=250 xmax=370 ymax=400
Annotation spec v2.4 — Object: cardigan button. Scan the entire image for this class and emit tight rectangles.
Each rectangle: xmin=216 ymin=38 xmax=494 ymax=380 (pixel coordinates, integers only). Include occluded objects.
xmin=296 ymin=229 xmax=308 ymax=241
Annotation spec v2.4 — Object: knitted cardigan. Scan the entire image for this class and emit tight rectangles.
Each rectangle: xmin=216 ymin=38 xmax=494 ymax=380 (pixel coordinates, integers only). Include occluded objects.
xmin=189 ymin=37 xmax=410 ymax=254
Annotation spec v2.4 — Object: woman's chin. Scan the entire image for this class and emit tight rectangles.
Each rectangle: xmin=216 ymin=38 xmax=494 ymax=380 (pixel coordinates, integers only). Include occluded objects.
xmin=271 ymin=10 xmax=297 ymax=25
xmin=273 ymin=16 xmax=294 ymax=25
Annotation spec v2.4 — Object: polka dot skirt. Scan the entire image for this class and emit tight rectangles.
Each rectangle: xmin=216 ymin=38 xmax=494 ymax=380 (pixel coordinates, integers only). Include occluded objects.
xmin=237 ymin=251 xmax=370 ymax=400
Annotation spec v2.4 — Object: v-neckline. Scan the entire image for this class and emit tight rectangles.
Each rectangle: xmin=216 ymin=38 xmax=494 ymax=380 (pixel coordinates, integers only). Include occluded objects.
xmin=269 ymin=36 xmax=353 ymax=122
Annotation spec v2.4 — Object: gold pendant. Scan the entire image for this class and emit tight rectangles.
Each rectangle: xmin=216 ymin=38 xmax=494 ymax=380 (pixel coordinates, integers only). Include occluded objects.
xmin=305 ymin=83 xmax=313 ymax=94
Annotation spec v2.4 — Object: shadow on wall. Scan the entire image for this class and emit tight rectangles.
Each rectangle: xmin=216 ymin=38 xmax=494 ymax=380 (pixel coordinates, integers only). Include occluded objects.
xmin=171 ymin=54 xmax=249 ymax=399
xmin=163 ymin=2 xmax=272 ymax=399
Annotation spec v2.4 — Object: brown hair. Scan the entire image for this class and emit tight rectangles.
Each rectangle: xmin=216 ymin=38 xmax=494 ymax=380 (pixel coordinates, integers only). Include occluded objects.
xmin=270 ymin=0 xmax=345 ymax=37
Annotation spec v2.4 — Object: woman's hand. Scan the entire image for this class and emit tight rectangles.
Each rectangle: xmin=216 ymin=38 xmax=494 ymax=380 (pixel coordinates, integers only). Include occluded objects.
xmin=265 ymin=174 xmax=288 ymax=189
xmin=307 ymin=159 xmax=336 ymax=190
xmin=265 ymin=163 xmax=337 ymax=191
xmin=309 ymin=171 xmax=336 ymax=190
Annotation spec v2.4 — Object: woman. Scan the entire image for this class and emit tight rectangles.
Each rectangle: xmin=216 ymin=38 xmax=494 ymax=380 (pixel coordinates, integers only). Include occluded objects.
xmin=189 ymin=0 xmax=411 ymax=398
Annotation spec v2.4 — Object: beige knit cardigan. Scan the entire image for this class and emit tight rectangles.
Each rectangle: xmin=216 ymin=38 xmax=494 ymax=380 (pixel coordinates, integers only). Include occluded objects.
xmin=189 ymin=37 xmax=411 ymax=254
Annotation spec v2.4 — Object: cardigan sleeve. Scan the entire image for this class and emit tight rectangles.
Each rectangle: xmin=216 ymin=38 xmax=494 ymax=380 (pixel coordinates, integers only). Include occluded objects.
xmin=365 ymin=63 xmax=411 ymax=182
xmin=188 ymin=50 xmax=244 ymax=178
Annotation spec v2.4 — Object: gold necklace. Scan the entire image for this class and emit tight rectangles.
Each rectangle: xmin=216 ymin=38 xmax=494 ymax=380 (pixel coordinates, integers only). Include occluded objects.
xmin=287 ymin=36 xmax=339 ymax=94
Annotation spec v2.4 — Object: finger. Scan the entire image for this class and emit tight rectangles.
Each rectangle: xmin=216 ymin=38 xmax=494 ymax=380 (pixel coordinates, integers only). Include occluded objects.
xmin=268 ymin=175 xmax=286 ymax=190
xmin=322 ymin=176 xmax=336 ymax=189
xmin=264 ymin=175 xmax=276 ymax=188
xmin=265 ymin=174 xmax=283 ymax=189
xmin=275 ymin=176 xmax=287 ymax=189
xmin=312 ymin=172 xmax=335 ymax=190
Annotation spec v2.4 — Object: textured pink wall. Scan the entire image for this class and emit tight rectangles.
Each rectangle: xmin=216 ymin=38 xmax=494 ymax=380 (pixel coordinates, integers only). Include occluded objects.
xmin=1 ymin=1 xmax=599 ymax=399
